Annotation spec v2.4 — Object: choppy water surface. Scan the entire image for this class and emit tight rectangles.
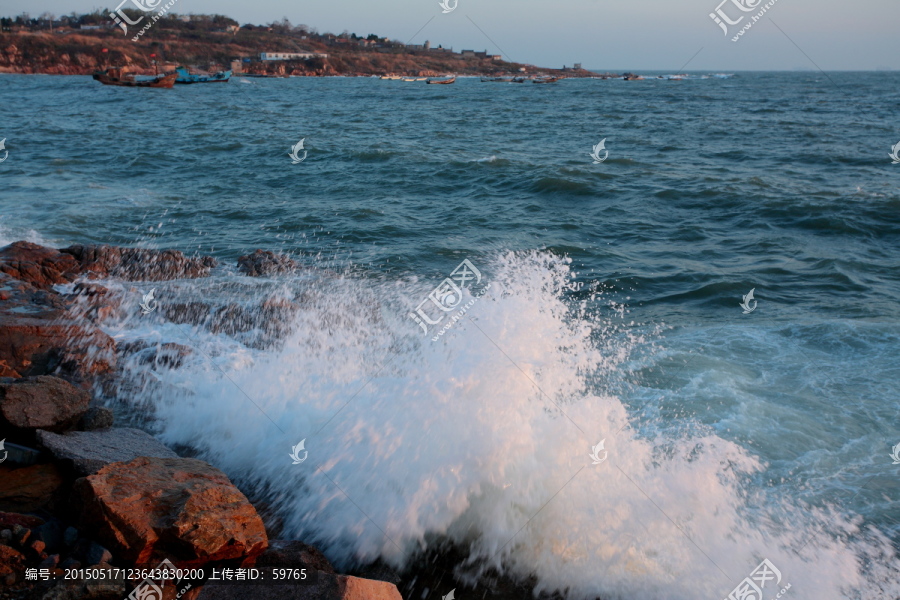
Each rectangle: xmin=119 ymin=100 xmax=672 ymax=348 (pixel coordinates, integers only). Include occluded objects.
xmin=1 ymin=72 xmax=899 ymax=599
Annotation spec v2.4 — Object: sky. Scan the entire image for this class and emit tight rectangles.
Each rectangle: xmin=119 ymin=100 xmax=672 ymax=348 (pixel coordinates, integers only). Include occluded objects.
xmin=2 ymin=0 xmax=899 ymax=71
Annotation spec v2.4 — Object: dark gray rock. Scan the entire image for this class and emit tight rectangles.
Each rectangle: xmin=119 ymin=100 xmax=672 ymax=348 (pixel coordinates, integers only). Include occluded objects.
xmin=237 ymin=250 xmax=298 ymax=277
xmin=37 ymin=520 xmax=64 ymax=553
xmin=36 ymin=428 xmax=178 ymax=476
xmin=39 ymin=553 xmax=59 ymax=570
xmin=59 ymin=556 xmax=81 ymax=570
xmin=79 ymin=406 xmax=114 ymax=431
xmin=256 ymin=540 xmax=335 ymax=574
xmin=63 ymin=526 xmax=79 ymax=547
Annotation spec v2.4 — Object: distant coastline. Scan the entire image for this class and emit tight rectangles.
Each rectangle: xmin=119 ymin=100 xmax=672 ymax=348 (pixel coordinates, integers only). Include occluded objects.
xmin=0 ymin=11 xmax=589 ymax=78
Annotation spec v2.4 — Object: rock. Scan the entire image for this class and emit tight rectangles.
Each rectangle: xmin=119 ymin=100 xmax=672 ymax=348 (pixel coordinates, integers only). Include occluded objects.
xmin=0 ymin=277 xmax=116 ymax=382
xmin=0 ymin=463 xmax=64 ymax=512
xmin=79 ymin=406 xmax=114 ymax=430
xmin=29 ymin=538 xmax=46 ymax=556
xmin=237 ymin=250 xmax=298 ymax=277
xmin=256 ymin=540 xmax=334 ymax=574
xmin=0 ymin=512 xmax=44 ymax=530
xmin=0 ymin=241 xmax=81 ymax=290
xmin=36 ymin=428 xmax=178 ymax=476
xmin=12 ymin=524 xmax=30 ymax=545
xmin=61 ymin=244 xmax=217 ymax=282
xmin=74 ymin=539 xmax=112 ymax=566
xmin=59 ymin=557 xmax=81 ymax=570
xmin=0 ymin=376 xmax=90 ymax=432
xmin=121 ymin=341 xmax=193 ymax=370
xmin=0 ymin=529 xmax=10 ymax=544
xmin=74 ymin=457 xmax=267 ymax=565
xmin=197 ymin=571 xmax=403 ymax=600
xmin=0 ymin=544 xmax=25 ymax=586
xmin=64 ymin=527 xmax=79 ymax=547
xmin=39 ymin=553 xmax=60 ymax=570
xmin=37 ymin=520 xmax=65 ymax=553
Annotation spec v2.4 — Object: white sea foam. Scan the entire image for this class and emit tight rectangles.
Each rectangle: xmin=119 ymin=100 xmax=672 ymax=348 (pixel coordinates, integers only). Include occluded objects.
xmin=105 ymin=251 xmax=899 ymax=600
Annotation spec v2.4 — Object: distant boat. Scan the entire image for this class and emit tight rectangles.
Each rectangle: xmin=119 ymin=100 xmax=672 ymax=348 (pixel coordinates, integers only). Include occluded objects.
xmin=623 ymin=73 xmax=644 ymax=80
xmin=426 ymin=76 xmax=456 ymax=84
xmin=511 ymin=77 xmax=528 ymax=83
xmin=402 ymin=77 xmax=428 ymax=82
xmin=480 ymin=76 xmax=512 ymax=82
xmin=92 ymin=68 xmax=176 ymax=88
xmin=174 ymin=66 xmax=232 ymax=84
xmin=380 ymin=75 xmax=402 ymax=80
xmin=532 ymin=76 xmax=559 ymax=84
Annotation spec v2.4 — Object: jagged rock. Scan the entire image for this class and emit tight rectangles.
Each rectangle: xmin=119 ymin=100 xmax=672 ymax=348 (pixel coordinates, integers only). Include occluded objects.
xmin=79 ymin=406 xmax=114 ymax=430
xmin=61 ymin=244 xmax=217 ymax=282
xmin=74 ymin=457 xmax=267 ymax=565
xmin=0 ymin=463 xmax=64 ymax=512
xmin=256 ymin=540 xmax=335 ymax=574
xmin=0 ymin=273 xmax=116 ymax=382
xmin=0 ymin=376 xmax=90 ymax=432
xmin=237 ymin=250 xmax=298 ymax=277
xmin=0 ymin=242 xmax=81 ymax=290
xmin=197 ymin=571 xmax=403 ymax=600
xmin=36 ymin=428 xmax=178 ymax=476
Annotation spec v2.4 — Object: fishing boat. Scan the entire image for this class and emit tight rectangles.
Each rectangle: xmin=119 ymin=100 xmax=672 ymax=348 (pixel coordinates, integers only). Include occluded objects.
xmin=480 ymin=76 xmax=512 ymax=82
xmin=402 ymin=77 xmax=428 ymax=82
xmin=426 ymin=76 xmax=456 ymax=84
xmin=92 ymin=68 xmax=177 ymax=88
xmin=380 ymin=75 xmax=402 ymax=80
xmin=174 ymin=66 xmax=232 ymax=84
xmin=532 ymin=76 xmax=559 ymax=84
xmin=511 ymin=77 xmax=528 ymax=83
xmin=623 ymin=73 xmax=644 ymax=81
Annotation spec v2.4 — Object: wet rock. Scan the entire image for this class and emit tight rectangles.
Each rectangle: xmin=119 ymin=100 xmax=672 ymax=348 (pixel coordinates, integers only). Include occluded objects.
xmin=0 ymin=463 xmax=64 ymax=512
xmin=121 ymin=341 xmax=193 ymax=370
xmin=74 ymin=457 xmax=268 ymax=565
xmin=237 ymin=250 xmax=298 ymax=277
xmin=256 ymin=540 xmax=335 ymax=574
xmin=0 ymin=376 xmax=90 ymax=432
xmin=79 ymin=406 xmax=114 ymax=431
xmin=0 ymin=277 xmax=117 ymax=382
xmin=36 ymin=428 xmax=178 ymax=476
xmin=61 ymin=244 xmax=217 ymax=282
xmin=197 ymin=571 xmax=403 ymax=600
xmin=0 ymin=241 xmax=81 ymax=290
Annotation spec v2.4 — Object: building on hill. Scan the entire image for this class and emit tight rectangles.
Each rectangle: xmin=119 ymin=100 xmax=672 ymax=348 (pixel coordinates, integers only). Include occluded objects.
xmin=260 ymin=52 xmax=328 ymax=61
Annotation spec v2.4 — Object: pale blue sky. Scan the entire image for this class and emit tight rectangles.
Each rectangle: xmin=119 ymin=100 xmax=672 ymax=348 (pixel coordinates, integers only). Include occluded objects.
xmin=5 ymin=0 xmax=899 ymax=70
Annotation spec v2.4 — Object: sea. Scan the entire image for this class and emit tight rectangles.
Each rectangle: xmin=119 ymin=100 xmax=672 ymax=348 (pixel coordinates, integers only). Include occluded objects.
xmin=0 ymin=72 xmax=898 ymax=600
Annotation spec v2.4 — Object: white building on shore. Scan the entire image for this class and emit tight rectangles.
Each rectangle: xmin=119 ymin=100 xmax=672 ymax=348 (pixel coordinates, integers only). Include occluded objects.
xmin=260 ymin=52 xmax=328 ymax=61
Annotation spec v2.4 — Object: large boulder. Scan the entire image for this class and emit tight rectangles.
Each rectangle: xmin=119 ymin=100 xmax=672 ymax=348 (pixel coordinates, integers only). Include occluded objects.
xmin=74 ymin=457 xmax=268 ymax=566
xmin=0 ymin=376 xmax=91 ymax=432
xmin=196 ymin=572 xmax=403 ymax=600
xmin=237 ymin=250 xmax=298 ymax=277
xmin=36 ymin=428 xmax=178 ymax=476
xmin=61 ymin=244 xmax=217 ymax=281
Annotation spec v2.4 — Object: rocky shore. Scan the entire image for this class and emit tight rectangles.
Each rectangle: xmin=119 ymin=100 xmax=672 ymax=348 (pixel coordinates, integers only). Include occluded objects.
xmin=0 ymin=241 xmax=404 ymax=599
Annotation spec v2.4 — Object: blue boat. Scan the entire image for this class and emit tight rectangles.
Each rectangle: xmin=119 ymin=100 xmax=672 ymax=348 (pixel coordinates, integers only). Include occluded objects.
xmin=174 ymin=66 xmax=232 ymax=84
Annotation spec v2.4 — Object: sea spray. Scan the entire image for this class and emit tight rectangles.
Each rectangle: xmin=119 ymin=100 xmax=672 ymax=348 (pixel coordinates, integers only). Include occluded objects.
xmin=103 ymin=251 xmax=900 ymax=600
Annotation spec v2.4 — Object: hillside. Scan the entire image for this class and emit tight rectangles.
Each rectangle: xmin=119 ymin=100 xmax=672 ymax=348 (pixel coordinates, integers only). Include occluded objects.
xmin=0 ymin=12 xmax=586 ymax=77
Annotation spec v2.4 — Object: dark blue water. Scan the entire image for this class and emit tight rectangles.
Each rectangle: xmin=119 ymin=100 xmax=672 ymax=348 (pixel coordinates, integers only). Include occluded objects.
xmin=1 ymin=72 xmax=898 ymax=599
